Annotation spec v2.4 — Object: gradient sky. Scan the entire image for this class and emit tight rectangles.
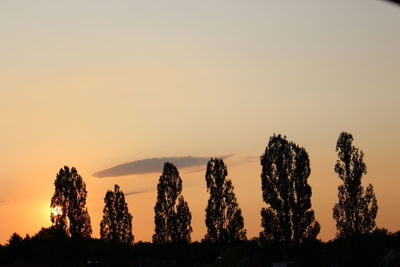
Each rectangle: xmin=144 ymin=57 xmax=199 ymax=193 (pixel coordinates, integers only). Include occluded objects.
xmin=1 ymin=0 xmax=400 ymax=244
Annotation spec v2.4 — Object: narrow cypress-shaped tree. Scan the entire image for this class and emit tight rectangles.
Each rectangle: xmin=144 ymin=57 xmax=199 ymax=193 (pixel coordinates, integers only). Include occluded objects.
xmin=100 ymin=184 xmax=134 ymax=244
xmin=260 ymin=135 xmax=320 ymax=246
xmin=204 ymin=158 xmax=246 ymax=243
xmin=333 ymin=132 xmax=378 ymax=238
xmin=50 ymin=166 xmax=92 ymax=238
xmin=153 ymin=162 xmax=192 ymax=244
xmin=175 ymin=196 xmax=192 ymax=243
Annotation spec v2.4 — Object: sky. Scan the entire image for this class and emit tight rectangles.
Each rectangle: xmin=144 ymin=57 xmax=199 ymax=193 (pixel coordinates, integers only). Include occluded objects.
xmin=1 ymin=0 xmax=400 ymax=244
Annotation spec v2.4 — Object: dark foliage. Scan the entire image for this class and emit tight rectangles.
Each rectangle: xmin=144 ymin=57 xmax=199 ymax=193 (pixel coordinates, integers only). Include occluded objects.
xmin=333 ymin=132 xmax=378 ymax=238
xmin=2 ymin=232 xmax=399 ymax=267
xmin=260 ymin=134 xmax=320 ymax=247
xmin=175 ymin=195 xmax=193 ymax=243
xmin=1 ymin=227 xmax=135 ymax=266
xmin=100 ymin=184 xmax=134 ymax=245
xmin=204 ymin=158 xmax=247 ymax=243
xmin=153 ymin=162 xmax=192 ymax=244
xmin=50 ymin=166 xmax=92 ymax=239
xmin=6 ymin=233 xmax=23 ymax=248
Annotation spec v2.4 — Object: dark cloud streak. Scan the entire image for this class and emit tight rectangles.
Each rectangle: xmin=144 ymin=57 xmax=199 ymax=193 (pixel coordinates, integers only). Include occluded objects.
xmin=93 ymin=155 xmax=233 ymax=178
xmin=125 ymin=189 xmax=154 ymax=196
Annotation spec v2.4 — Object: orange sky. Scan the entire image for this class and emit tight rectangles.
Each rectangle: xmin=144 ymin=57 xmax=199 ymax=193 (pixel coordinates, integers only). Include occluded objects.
xmin=1 ymin=0 xmax=400 ymax=244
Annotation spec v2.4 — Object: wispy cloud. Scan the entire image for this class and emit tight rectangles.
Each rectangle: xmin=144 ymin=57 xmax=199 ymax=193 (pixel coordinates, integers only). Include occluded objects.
xmin=93 ymin=155 xmax=233 ymax=178
xmin=125 ymin=189 xmax=154 ymax=196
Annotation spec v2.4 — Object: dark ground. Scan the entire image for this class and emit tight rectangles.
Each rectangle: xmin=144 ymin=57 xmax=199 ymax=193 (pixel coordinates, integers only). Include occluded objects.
xmin=1 ymin=228 xmax=400 ymax=267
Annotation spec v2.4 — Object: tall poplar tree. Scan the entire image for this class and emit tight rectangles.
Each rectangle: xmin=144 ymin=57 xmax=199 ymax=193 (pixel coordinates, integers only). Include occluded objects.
xmin=100 ymin=184 xmax=134 ymax=244
xmin=175 ymin=196 xmax=192 ymax=243
xmin=260 ymin=134 xmax=320 ymax=246
xmin=153 ymin=162 xmax=192 ymax=244
xmin=204 ymin=158 xmax=246 ymax=243
xmin=50 ymin=166 xmax=92 ymax=238
xmin=333 ymin=132 xmax=378 ymax=238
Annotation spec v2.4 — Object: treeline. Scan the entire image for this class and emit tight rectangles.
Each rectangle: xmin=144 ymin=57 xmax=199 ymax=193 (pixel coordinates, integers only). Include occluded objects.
xmin=2 ymin=228 xmax=400 ymax=266
xmin=42 ymin=131 xmax=377 ymax=244
xmin=1 ymin=131 xmax=397 ymax=266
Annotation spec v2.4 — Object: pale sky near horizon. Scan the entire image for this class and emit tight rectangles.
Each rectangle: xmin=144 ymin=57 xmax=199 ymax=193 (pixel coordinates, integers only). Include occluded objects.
xmin=1 ymin=0 xmax=400 ymax=244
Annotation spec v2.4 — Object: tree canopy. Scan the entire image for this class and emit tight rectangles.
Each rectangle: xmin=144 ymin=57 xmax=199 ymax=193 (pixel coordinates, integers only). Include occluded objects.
xmin=6 ymin=233 xmax=23 ymax=248
xmin=204 ymin=158 xmax=247 ymax=243
xmin=333 ymin=132 xmax=378 ymax=238
xmin=260 ymin=134 xmax=320 ymax=246
xmin=100 ymin=184 xmax=134 ymax=244
xmin=50 ymin=166 xmax=92 ymax=239
xmin=153 ymin=162 xmax=192 ymax=244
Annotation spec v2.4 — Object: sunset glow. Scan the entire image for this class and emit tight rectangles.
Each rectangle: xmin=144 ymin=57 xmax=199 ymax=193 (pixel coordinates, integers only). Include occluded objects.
xmin=51 ymin=206 xmax=63 ymax=217
xmin=1 ymin=0 xmax=400 ymax=246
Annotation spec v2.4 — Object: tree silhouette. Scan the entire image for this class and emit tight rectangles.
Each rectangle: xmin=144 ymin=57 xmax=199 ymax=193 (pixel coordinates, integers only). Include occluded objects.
xmin=260 ymin=134 xmax=320 ymax=247
xmin=153 ymin=162 xmax=192 ymax=244
xmin=333 ymin=132 xmax=378 ymax=238
xmin=6 ymin=233 xmax=23 ymax=248
xmin=175 ymin=196 xmax=192 ymax=243
xmin=204 ymin=158 xmax=246 ymax=243
xmin=100 ymin=184 xmax=134 ymax=244
xmin=50 ymin=166 xmax=92 ymax=238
